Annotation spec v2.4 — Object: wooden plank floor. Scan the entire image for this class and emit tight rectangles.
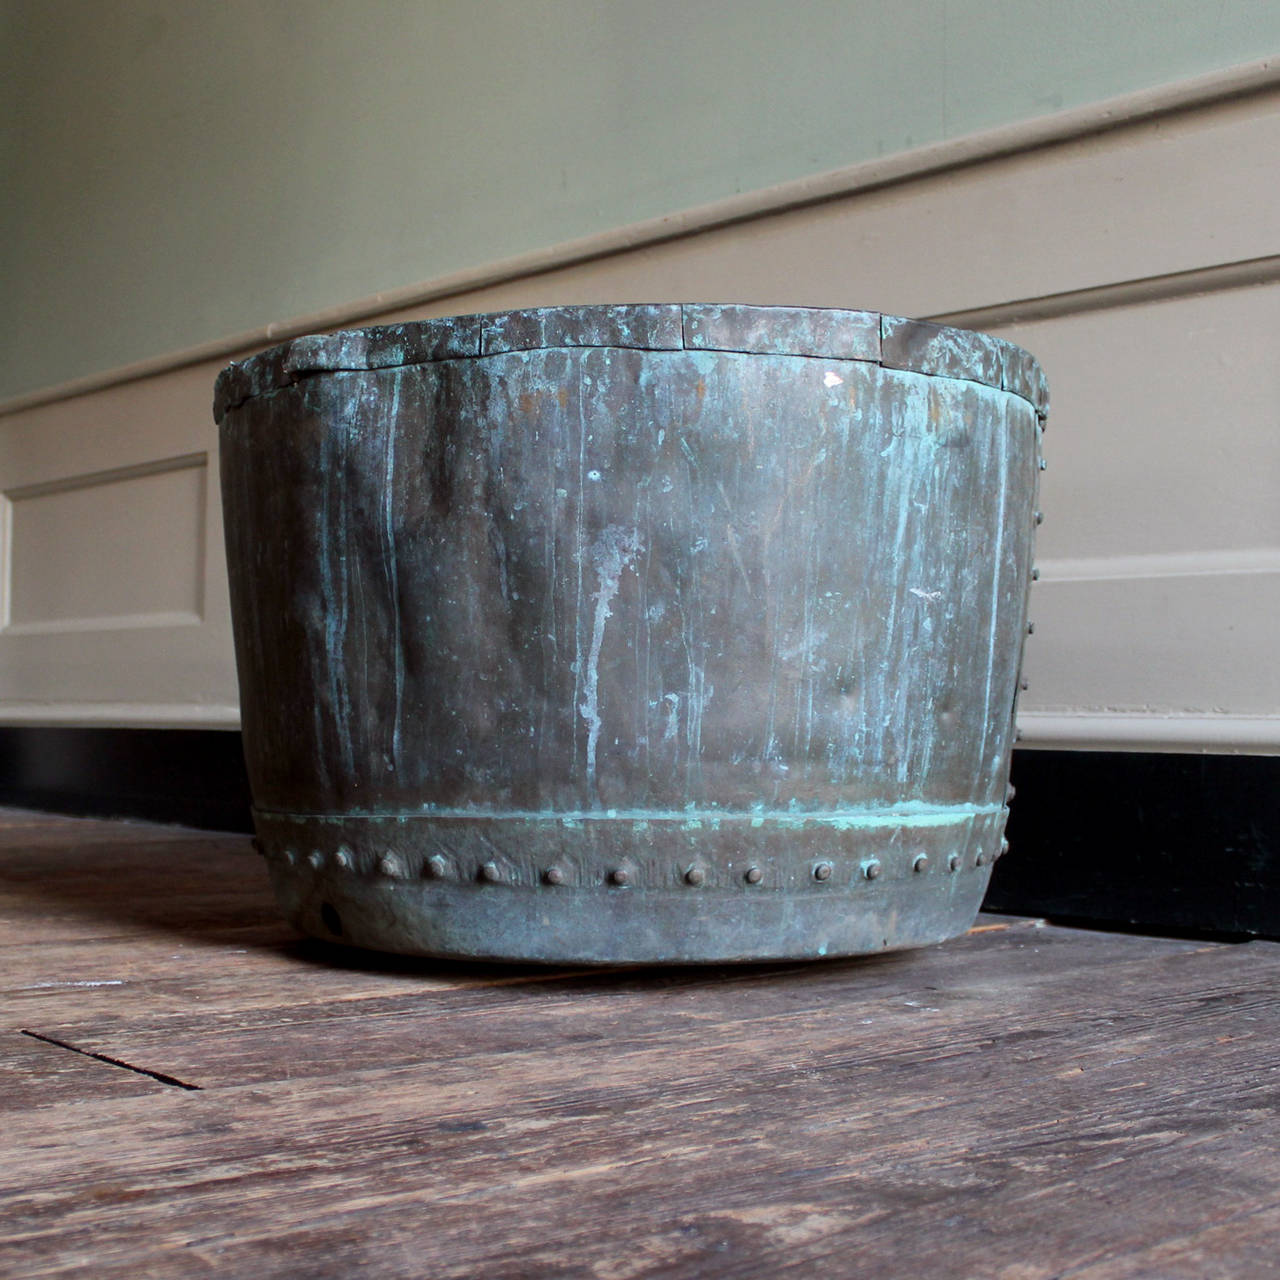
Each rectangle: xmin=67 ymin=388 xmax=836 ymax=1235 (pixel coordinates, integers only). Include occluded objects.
xmin=2 ymin=809 xmax=1278 ymax=1279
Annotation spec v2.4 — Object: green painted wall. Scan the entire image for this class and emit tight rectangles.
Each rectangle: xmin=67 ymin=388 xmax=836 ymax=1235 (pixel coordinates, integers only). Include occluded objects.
xmin=3 ymin=0 xmax=1279 ymax=400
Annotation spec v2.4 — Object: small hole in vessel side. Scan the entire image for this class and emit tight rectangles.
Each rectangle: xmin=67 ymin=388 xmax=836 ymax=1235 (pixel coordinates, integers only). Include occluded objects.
xmin=321 ymin=902 xmax=344 ymax=936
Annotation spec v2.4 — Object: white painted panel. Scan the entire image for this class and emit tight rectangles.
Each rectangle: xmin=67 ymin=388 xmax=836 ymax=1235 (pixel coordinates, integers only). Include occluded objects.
xmin=969 ymin=281 xmax=1280 ymax=750
xmin=1022 ymin=569 xmax=1280 ymax=715
xmin=986 ymin=284 xmax=1280 ymax=562
xmin=0 ymin=363 xmax=237 ymax=725
xmin=4 ymin=456 xmax=206 ymax=633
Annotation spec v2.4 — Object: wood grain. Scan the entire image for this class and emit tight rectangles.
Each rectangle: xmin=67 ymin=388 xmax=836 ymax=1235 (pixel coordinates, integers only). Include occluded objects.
xmin=2 ymin=810 xmax=1278 ymax=1278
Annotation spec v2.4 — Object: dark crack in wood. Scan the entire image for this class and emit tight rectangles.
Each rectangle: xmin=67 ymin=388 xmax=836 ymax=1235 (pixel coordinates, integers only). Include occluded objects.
xmin=20 ymin=1030 xmax=202 ymax=1092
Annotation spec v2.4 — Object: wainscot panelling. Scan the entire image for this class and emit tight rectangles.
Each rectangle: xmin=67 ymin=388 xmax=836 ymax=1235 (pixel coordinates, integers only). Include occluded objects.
xmin=1 ymin=70 xmax=1277 ymax=747
xmin=0 ymin=366 xmax=236 ymax=725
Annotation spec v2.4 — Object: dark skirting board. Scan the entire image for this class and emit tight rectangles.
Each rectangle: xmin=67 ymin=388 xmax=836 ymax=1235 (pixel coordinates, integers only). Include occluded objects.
xmin=0 ymin=729 xmax=1275 ymax=939
xmin=989 ymin=748 xmax=1280 ymax=940
xmin=0 ymin=727 xmax=253 ymax=834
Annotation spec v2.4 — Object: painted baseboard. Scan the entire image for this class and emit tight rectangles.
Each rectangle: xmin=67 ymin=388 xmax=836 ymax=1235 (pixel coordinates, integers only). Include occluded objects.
xmin=1018 ymin=714 xmax=1280 ymax=754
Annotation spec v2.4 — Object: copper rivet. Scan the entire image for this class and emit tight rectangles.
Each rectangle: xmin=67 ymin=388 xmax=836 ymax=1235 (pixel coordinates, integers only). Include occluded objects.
xmin=1006 ymin=784 xmax=1017 ymax=801
xmin=1027 ymin=621 xmax=1036 ymax=635
xmin=426 ymin=854 xmax=448 ymax=879
xmin=481 ymin=860 xmax=502 ymax=883
xmin=334 ymin=847 xmax=353 ymax=871
xmin=307 ymin=850 xmax=324 ymax=870
xmin=912 ymin=853 xmax=929 ymax=874
xmin=282 ymin=848 xmax=297 ymax=867
xmin=1035 ymin=511 xmax=1044 ymax=525
xmin=1031 ymin=567 xmax=1040 ymax=581
xmin=544 ymin=865 xmax=565 ymax=886
xmin=976 ymin=851 xmax=988 ymax=867
xmin=379 ymin=853 xmax=404 ymax=879
xmin=1039 ymin=458 xmax=1047 ymax=471
xmin=947 ymin=853 xmax=960 ymax=872
xmin=864 ymin=860 xmax=882 ymax=880
xmin=744 ymin=865 xmax=763 ymax=885
xmin=814 ymin=861 xmax=833 ymax=882
xmin=685 ymin=865 xmax=706 ymax=887
xmin=1020 ymin=678 xmax=1029 ymax=691
xmin=1000 ymin=838 xmax=1010 ymax=857
xmin=609 ymin=868 xmax=630 ymax=887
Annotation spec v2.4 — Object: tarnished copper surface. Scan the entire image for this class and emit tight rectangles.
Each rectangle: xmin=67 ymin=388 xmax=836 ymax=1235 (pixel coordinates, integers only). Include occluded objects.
xmin=216 ymin=304 xmax=1045 ymax=963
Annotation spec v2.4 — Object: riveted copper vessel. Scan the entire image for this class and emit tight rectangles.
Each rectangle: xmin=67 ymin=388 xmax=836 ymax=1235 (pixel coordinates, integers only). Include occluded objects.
xmin=215 ymin=304 xmax=1046 ymax=963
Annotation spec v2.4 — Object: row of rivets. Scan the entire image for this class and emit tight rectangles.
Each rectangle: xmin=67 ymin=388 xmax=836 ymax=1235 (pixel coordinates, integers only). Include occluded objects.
xmin=276 ymin=845 xmax=1005 ymax=880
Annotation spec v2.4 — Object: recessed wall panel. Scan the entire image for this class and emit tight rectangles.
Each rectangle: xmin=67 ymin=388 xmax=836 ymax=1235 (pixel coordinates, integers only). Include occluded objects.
xmin=4 ymin=455 xmax=206 ymax=634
